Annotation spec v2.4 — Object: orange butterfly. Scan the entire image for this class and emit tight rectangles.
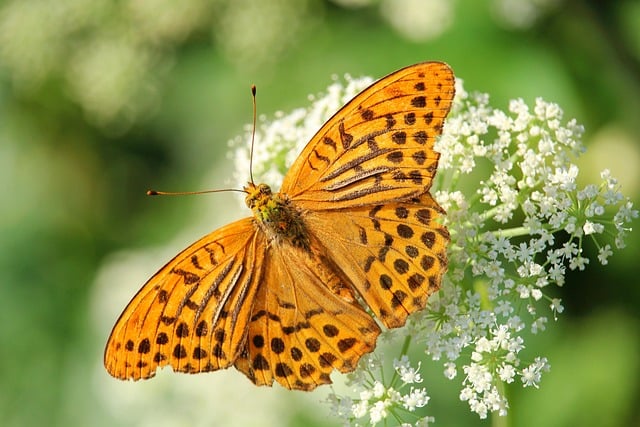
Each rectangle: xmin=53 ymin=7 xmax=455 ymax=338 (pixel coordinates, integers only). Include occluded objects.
xmin=105 ymin=62 xmax=455 ymax=391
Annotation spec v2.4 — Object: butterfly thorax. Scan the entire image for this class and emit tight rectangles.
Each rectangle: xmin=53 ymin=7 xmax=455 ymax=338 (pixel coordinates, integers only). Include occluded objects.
xmin=244 ymin=182 xmax=310 ymax=249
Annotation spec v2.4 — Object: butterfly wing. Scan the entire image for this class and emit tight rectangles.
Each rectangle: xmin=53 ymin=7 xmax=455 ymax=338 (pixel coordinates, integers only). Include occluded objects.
xmin=281 ymin=61 xmax=455 ymax=209
xmin=304 ymin=192 xmax=449 ymax=329
xmin=104 ymin=218 xmax=266 ymax=380
xmin=233 ymin=239 xmax=381 ymax=391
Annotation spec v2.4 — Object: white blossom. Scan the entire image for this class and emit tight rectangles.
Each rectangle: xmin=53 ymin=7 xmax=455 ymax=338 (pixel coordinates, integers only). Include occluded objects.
xmin=597 ymin=244 xmax=613 ymax=265
xmin=394 ymin=355 xmax=424 ymax=384
xmin=443 ymin=362 xmax=457 ymax=379
xmin=402 ymin=387 xmax=430 ymax=411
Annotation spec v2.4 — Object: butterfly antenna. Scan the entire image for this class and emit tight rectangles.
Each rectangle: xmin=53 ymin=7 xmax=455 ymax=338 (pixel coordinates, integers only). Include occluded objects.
xmin=147 ymin=189 xmax=247 ymax=196
xmin=249 ymin=84 xmax=257 ymax=185
xmin=148 ymin=86 xmax=259 ymax=198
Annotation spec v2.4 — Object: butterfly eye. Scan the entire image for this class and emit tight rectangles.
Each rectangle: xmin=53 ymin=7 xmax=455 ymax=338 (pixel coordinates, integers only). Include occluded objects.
xmin=245 ymin=191 xmax=261 ymax=209
xmin=258 ymin=183 xmax=272 ymax=196
xmin=245 ymin=195 xmax=256 ymax=209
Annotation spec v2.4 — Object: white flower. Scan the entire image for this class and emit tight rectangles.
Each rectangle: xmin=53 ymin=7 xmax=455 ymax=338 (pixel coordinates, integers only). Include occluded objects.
xmin=394 ymin=356 xmax=423 ymax=384
xmin=443 ymin=362 xmax=457 ymax=379
xmin=521 ymin=364 xmax=541 ymax=387
xmin=359 ymin=388 xmax=373 ymax=402
xmin=475 ymin=336 xmax=492 ymax=353
xmin=402 ymin=388 xmax=430 ymax=411
xmin=597 ymin=244 xmax=613 ymax=265
xmin=517 ymin=284 xmax=530 ymax=299
xmin=372 ymin=381 xmax=386 ymax=398
xmin=531 ymin=316 xmax=548 ymax=334
xmin=569 ymin=255 xmax=589 ymax=271
xmin=494 ymin=300 xmax=513 ymax=316
xmin=469 ymin=398 xmax=489 ymax=419
xmin=459 ymin=386 xmax=474 ymax=402
xmin=498 ymin=363 xmax=516 ymax=383
xmin=415 ymin=417 xmax=436 ymax=427
xmin=530 ymin=288 xmax=543 ymax=301
xmin=328 ymin=394 xmax=353 ymax=418
xmin=582 ymin=220 xmax=597 ymax=235
xmin=369 ymin=400 xmax=389 ymax=424
xmin=351 ymin=400 xmax=368 ymax=418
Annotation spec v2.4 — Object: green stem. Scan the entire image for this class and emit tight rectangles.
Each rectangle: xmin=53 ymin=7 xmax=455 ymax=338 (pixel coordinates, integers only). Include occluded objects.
xmin=478 ymin=205 xmax=504 ymax=222
xmin=491 ymin=410 xmax=508 ymax=427
xmin=492 ymin=226 xmax=533 ymax=238
xmin=400 ymin=334 xmax=412 ymax=356
xmin=491 ymin=380 xmax=509 ymax=427
xmin=388 ymin=334 xmax=413 ymax=388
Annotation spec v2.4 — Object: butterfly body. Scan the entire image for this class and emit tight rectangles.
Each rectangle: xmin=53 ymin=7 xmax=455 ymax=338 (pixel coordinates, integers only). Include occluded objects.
xmin=105 ymin=61 xmax=455 ymax=391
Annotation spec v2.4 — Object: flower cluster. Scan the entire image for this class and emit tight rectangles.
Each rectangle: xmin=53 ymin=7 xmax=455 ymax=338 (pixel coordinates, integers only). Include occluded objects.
xmin=455 ymin=325 xmax=549 ymax=418
xmin=230 ymin=74 xmax=637 ymax=425
xmin=327 ymin=353 xmax=434 ymax=426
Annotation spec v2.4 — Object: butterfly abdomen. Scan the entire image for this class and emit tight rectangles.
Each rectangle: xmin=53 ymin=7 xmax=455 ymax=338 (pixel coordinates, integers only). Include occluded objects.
xmin=245 ymin=182 xmax=310 ymax=249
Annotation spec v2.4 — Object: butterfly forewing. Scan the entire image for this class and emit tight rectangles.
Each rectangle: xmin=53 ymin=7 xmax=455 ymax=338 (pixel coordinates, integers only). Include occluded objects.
xmin=104 ymin=219 xmax=263 ymax=380
xmin=281 ymin=61 xmax=455 ymax=210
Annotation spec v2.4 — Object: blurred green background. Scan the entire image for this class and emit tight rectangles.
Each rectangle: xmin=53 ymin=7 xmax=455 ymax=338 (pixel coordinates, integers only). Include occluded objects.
xmin=1 ymin=0 xmax=639 ymax=426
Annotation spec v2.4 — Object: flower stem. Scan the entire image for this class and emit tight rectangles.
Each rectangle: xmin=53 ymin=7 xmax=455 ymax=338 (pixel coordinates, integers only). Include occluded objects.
xmin=492 ymin=226 xmax=533 ymax=239
xmin=388 ymin=334 xmax=413 ymax=388
xmin=400 ymin=334 xmax=412 ymax=356
xmin=491 ymin=380 xmax=509 ymax=427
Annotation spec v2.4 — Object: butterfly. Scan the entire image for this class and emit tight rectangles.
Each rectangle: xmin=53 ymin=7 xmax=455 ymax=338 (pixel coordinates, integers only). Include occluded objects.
xmin=104 ymin=61 xmax=455 ymax=391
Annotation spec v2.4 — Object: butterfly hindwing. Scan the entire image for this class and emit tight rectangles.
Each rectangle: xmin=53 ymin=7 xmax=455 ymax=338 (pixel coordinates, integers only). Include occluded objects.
xmin=233 ymin=241 xmax=381 ymax=390
xmin=304 ymin=192 xmax=450 ymax=329
xmin=282 ymin=61 xmax=455 ymax=210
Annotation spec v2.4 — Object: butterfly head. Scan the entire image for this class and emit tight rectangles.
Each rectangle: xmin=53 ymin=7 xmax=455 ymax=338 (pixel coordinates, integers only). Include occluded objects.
xmin=244 ymin=182 xmax=310 ymax=248
xmin=244 ymin=182 xmax=282 ymax=224
xmin=244 ymin=182 xmax=272 ymax=210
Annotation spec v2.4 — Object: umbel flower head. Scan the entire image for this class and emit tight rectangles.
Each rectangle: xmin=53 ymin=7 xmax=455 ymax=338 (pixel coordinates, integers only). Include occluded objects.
xmin=229 ymin=73 xmax=637 ymax=425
